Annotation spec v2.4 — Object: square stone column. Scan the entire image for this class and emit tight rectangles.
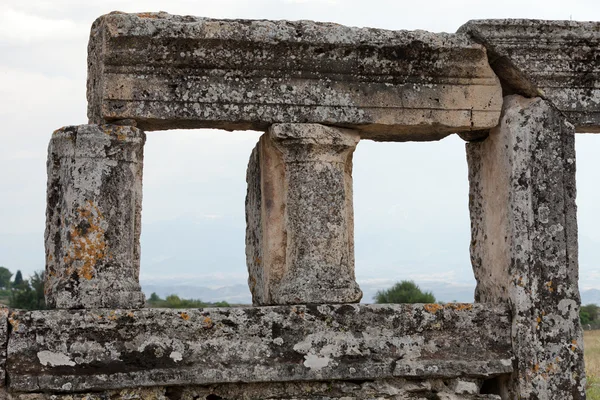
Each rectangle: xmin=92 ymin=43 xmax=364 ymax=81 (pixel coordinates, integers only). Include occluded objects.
xmin=246 ymin=124 xmax=362 ymax=305
xmin=45 ymin=124 xmax=145 ymax=309
xmin=466 ymin=95 xmax=585 ymax=399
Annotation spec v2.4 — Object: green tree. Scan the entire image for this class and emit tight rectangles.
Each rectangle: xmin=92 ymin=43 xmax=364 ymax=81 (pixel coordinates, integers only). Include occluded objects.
xmin=10 ymin=279 xmax=35 ymax=309
xmin=0 ymin=267 xmax=12 ymax=289
xmin=149 ymin=292 xmax=161 ymax=303
xmin=13 ymin=270 xmax=23 ymax=287
xmin=29 ymin=271 xmax=46 ymax=310
xmin=9 ymin=270 xmax=46 ymax=310
xmin=375 ymin=280 xmax=436 ymax=304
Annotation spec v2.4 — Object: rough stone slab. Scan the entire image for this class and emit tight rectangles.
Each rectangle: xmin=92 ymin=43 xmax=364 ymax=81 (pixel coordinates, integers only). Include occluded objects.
xmin=7 ymin=303 xmax=512 ymax=392
xmin=45 ymin=124 xmax=145 ymax=309
xmin=87 ymin=12 xmax=502 ymax=141
xmin=246 ymin=124 xmax=361 ymax=305
xmin=466 ymin=95 xmax=585 ymax=399
xmin=3 ymin=380 xmax=503 ymax=399
xmin=459 ymin=19 xmax=600 ymax=132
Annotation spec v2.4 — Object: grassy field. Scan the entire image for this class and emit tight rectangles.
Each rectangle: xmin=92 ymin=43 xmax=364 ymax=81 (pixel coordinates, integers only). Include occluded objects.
xmin=586 ymin=330 xmax=600 ymax=399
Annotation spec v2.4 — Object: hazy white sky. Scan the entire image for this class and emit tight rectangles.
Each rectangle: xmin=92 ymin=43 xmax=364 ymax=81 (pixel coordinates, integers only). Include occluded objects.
xmin=1 ymin=0 xmax=599 ymax=299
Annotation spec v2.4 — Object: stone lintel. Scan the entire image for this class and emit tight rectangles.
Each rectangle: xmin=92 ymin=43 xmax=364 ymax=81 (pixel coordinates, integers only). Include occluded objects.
xmin=246 ymin=124 xmax=362 ymax=305
xmin=45 ymin=124 xmax=145 ymax=309
xmin=459 ymin=19 xmax=600 ymax=132
xmin=7 ymin=303 xmax=512 ymax=392
xmin=88 ymin=12 xmax=502 ymax=141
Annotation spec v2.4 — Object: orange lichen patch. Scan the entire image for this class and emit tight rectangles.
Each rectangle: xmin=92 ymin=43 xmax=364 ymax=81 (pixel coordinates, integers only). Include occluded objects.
xmin=423 ymin=304 xmax=443 ymax=314
xmin=62 ymin=201 xmax=107 ymax=281
xmin=127 ymin=311 xmax=135 ymax=318
xmin=533 ymin=363 xmax=540 ymax=373
xmin=444 ymin=303 xmax=473 ymax=311
xmin=136 ymin=12 xmax=161 ymax=19
xmin=8 ymin=312 xmax=19 ymax=332
xmin=570 ymin=339 xmax=578 ymax=352
xmin=545 ymin=281 xmax=554 ymax=292
xmin=254 ymin=257 xmax=261 ymax=265
xmin=180 ymin=312 xmax=190 ymax=321
xmin=107 ymin=311 xmax=118 ymax=321
xmin=203 ymin=316 xmax=213 ymax=327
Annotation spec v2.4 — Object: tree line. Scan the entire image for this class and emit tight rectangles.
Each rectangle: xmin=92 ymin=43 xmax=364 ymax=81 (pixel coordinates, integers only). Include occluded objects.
xmin=0 ymin=266 xmax=46 ymax=310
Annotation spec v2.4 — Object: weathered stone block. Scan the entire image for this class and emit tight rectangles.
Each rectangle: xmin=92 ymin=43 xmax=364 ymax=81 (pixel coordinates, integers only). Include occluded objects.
xmin=246 ymin=124 xmax=362 ymax=305
xmin=7 ymin=304 xmax=512 ymax=392
xmin=87 ymin=12 xmax=502 ymax=140
xmin=45 ymin=125 xmax=145 ymax=309
xmin=4 ymin=380 xmax=504 ymax=399
xmin=466 ymin=95 xmax=585 ymax=399
xmin=459 ymin=19 xmax=600 ymax=132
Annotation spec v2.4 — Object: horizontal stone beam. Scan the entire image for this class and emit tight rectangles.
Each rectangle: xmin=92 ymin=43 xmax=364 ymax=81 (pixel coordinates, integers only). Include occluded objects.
xmin=87 ymin=12 xmax=502 ymax=141
xmin=459 ymin=19 xmax=600 ymax=132
xmin=0 ymin=380 xmax=509 ymax=399
xmin=7 ymin=303 xmax=512 ymax=392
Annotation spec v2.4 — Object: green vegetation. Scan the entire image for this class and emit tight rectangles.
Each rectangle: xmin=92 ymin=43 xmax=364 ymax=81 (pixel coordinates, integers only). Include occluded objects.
xmin=146 ymin=292 xmax=230 ymax=308
xmin=581 ymin=304 xmax=600 ymax=330
xmin=374 ymin=280 xmax=436 ymax=304
xmin=0 ymin=267 xmax=47 ymax=310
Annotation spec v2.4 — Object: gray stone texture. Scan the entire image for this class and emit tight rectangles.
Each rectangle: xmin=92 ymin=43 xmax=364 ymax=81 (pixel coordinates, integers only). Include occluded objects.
xmin=87 ymin=12 xmax=502 ymax=141
xmin=246 ymin=124 xmax=362 ymax=305
xmin=45 ymin=125 xmax=145 ymax=309
xmin=7 ymin=304 xmax=512 ymax=392
xmin=466 ymin=95 xmax=585 ymax=399
xmin=459 ymin=19 xmax=600 ymax=132
xmin=0 ymin=307 xmax=7 ymax=387
xmin=4 ymin=381 xmax=504 ymax=400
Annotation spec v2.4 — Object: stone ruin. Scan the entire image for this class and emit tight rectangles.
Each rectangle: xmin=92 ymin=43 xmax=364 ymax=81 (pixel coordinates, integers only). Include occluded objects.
xmin=0 ymin=12 xmax=598 ymax=400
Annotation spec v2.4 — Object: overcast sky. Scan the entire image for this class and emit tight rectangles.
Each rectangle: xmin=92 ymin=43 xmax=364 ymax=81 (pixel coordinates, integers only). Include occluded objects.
xmin=1 ymin=0 xmax=599 ymax=300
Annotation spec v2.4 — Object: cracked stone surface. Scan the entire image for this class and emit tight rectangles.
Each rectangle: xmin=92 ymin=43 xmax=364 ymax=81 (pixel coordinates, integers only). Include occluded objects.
xmin=459 ymin=19 xmax=600 ymax=132
xmin=45 ymin=124 xmax=145 ymax=309
xmin=246 ymin=124 xmax=361 ymax=305
xmin=7 ymin=304 xmax=512 ymax=392
xmin=466 ymin=95 xmax=585 ymax=399
xmin=87 ymin=12 xmax=502 ymax=140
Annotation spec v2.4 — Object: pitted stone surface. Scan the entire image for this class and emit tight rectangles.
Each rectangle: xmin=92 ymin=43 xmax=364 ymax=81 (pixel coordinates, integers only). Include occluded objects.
xmin=0 ymin=307 xmax=7 ymax=387
xmin=246 ymin=124 xmax=361 ymax=305
xmin=7 ymin=304 xmax=512 ymax=392
xmin=459 ymin=19 xmax=600 ymax=132
xmin=45 ymin=124 xmax=145 ymax=309
xmin=466 ymin=95 xmax=585 ymax=399
xmin=2 ymin=380 xmax=504 ymax=399
xmin=87 ymin=12 xmax=502 ymax=140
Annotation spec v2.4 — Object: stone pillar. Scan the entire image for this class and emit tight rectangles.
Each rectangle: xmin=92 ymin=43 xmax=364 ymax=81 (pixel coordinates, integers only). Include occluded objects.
xmin=466 ymin=95 xmax=585 ymax=399
xmin=45 ymin=124 xmax=145 ymax=309
xmin=246 ymin=123 xmax=362 ymax=305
